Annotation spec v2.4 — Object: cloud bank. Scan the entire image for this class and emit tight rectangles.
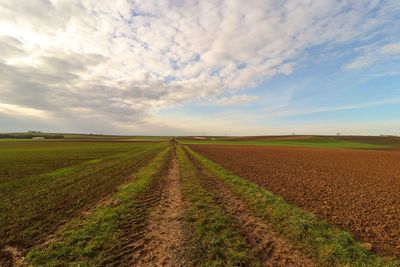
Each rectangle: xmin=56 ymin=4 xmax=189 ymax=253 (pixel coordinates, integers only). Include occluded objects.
xmin=0 ymin=0 xmax=399 ymax=133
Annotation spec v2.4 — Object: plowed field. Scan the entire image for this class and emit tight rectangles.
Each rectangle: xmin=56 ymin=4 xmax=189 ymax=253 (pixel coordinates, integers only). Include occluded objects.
xmin=189 ymin=144 xmax=400 ymax=258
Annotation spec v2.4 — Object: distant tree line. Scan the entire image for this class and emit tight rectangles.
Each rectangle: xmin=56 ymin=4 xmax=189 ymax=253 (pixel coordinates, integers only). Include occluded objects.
xmin=0 ymin=133 xmax=64 ymax=139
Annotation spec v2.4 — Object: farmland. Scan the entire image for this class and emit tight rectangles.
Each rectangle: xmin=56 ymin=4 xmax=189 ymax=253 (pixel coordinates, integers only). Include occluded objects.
xmin=3 ymin=1 xmax=400 ymax=266
xmin=0 ymin=139 xmax=167 ymax=265
xmin=0 ymin=141 xmax=163 ymax=181
xmin=1 ymin=136 xmax=399 ymax=266
xmin=179 ymin=135 xmax=400 ymax=150
xmin=189 ymin=144 xmax=400 ymax=258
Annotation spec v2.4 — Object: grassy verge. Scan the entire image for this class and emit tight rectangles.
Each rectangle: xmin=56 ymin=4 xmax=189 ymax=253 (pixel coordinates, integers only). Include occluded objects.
xmin=26 ymin=146 xmax=171 ymax=266
xmin=176 ymin=145 xmax=257 ymax=266
xmin=185 ymin=146 xmax=399 ymax=267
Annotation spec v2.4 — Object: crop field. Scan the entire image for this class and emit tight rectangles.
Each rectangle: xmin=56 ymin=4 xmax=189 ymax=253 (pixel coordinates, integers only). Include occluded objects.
xmin=0 ymin=140 xmax=167 ymax=266
xmin=180 ymin=135 xmax=400 ymax=150
xmin=0 ymin=141 xmax=163 ymax=181
xmin=189 ymin=144 xmax=400 ymax=259
xmin=1 ymin=137 xmax=399 ymax=266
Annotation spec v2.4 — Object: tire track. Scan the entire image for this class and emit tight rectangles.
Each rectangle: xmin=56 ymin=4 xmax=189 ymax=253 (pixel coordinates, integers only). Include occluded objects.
xmin=99 ymin=161 xmax=169 ymax=266
xmin=184 ymin=148 xmax=315 ymax=267
xmin=101 ymin=145 xmax=186 ymax=266
xmin=131 ymin=145 xmax=186 ymax=266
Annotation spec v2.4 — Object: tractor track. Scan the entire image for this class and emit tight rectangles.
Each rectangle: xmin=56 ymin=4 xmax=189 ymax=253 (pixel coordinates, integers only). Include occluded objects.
xmin=99 ymin=160 xmax=169 ymax=266
xmin=131 ymin=145 xmax=186 ymax=266
xmin=184 ymin=147 xmax=315 ymax=267
xmin=101 ymin=145 xmax=186 ymax=266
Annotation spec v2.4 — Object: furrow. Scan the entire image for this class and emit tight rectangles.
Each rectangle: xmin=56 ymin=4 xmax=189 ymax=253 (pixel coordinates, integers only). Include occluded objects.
xmin=184 ymin=147 xmax=315 ymax=267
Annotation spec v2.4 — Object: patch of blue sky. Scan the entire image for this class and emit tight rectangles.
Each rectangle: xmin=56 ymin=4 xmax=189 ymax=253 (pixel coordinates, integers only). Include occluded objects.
xmin=277 ymin=103 xmax=400 ymax=123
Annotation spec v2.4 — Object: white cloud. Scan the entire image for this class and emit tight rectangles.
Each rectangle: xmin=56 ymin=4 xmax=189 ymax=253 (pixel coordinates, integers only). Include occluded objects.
xmin=261 ymin=97 xmax=400 ymax=119
xmin=380 ymin=43 xmax=400 ymax=55
xmin=344 ymin=42 xmax=400 ymax=70
xmin=344 ymin=56 xmax=375 ymax=70
xmin=0 ymin=0 xmax=399 ymax=132
xmin=211 ymin=95 xmax=257 ymax=106
xmin=0 ymin=103 xmax=50 ymax=118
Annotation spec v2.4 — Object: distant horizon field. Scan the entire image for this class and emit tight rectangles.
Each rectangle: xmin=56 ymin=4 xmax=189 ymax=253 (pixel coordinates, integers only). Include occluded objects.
xmin=2 ymin=132 xmax=400 ymax=149
xmin=179 ymin=136 xmax=400 ymax=150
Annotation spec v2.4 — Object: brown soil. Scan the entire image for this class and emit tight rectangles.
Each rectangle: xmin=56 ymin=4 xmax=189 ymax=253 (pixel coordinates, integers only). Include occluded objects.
xmin=100 ymin=147 xmax=186 ymax=266
xmin=131 ymin=148 xmax=185 ymax=266
xmin=189 ymin=144 xmax=400 ymax=258
xmin=185 ymin=148 xmax=315 ymax=266
xmin=0 ymin=246 xmax=25 ymax=267
xmin=229 ymin=135 xmax=314 ymax=141
xmin=0 ymin=246 xmax=24 ymax=267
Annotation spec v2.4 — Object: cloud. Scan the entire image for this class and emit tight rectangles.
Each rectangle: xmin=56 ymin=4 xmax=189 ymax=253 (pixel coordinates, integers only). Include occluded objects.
xmin=0 ymin=36 xmax=26 ymax=59
xmin=211 ymin=95 xmax=257 ymax=106
xmin=344 ymin=56 xmax=375 ymax=70
xmin=344 ymin=42 xmax=400 ymax=70
xmin=0 ymin=0 xmax=399 ymax=132
xmin=261 ymin=97 xmax=400 ymax=119
xmin=380 ymin=43 xmax=400 ymax=55
xmin=0 ymin=103 xmax=50 ymax=118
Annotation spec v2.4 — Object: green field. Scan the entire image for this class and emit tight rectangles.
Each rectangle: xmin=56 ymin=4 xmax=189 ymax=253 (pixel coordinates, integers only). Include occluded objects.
xmin=0 ymin=140 xmax=167 ymax=254
xmin=179 ymin=136 xmax=395 ymax=149
xmin=27 ymin=147 xmax=171 ymax=265
xmin=0 ymin=141 xmax=163 ymax=182
xmin=0 ymin=132 xmax=171 ymax=141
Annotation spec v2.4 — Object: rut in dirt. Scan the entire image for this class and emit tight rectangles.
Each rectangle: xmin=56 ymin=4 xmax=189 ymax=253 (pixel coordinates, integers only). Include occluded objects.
xmin=130 ymin=146 xmax=186 ymax=266
xmin=184 ymin=148 xmax=315 ymax=267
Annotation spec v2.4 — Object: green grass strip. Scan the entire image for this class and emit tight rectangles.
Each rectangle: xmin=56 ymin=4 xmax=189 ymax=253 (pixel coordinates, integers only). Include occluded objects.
xmin=26 ymin=146 xmax=171 ymax=266
xmin=177 ymin=145 xmax=257 ymax=266
xmin=179 ymin=139 xmax=388 ymax=149
xmin=185 ymin=146 xmax=399 ymax=267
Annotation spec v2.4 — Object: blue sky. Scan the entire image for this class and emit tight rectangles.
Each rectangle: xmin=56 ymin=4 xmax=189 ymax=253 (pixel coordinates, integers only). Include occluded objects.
xmin=0 ymin=1 xmax=400 ymax=135
xmin=156 ymin=39 xmax=400 ymax=135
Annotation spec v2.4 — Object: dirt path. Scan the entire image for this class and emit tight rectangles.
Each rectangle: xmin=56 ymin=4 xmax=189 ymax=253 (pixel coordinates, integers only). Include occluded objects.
xmin=131 ymin=147 xmax=185 ymax=266
xmin=186 ymin=149 xmax=315 ymax=267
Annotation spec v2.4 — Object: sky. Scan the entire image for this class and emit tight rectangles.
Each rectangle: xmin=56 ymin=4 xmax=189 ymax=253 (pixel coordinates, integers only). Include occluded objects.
xmin=0 ymin=0 xmax=400 ymax=136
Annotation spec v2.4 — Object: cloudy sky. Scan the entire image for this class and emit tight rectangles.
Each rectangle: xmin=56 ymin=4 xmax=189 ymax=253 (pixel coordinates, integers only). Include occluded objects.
xmin=1 ymin=0 xmax=400 ymax=135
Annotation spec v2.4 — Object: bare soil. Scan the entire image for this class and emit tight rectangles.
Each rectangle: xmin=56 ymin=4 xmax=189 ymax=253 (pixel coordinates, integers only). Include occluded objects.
xmin=100 ymin=147 xmax=186 ymax=266
xmin=189 ymin=144 xmax=400 ymax=258
xmin=0 ymin=246 xmax=24 ymax=267
xmin=185 ymin=148 xmax=315 ymax=266
xmin=131 ymin=148 xmax=186 ymax=266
